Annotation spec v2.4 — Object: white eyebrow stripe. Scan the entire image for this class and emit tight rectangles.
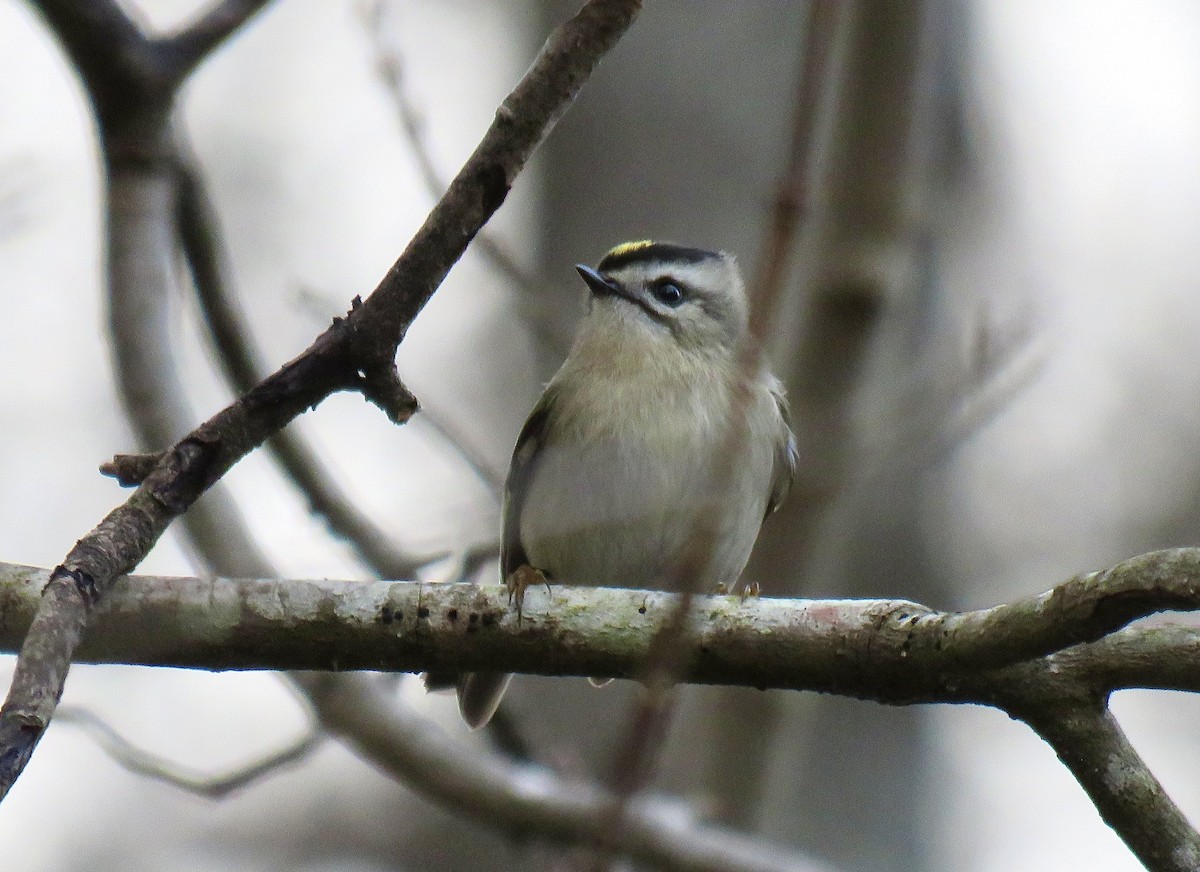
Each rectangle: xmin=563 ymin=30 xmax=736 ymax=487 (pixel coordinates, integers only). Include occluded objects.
xmin=611 ymin=258 xmax=730 ymax=291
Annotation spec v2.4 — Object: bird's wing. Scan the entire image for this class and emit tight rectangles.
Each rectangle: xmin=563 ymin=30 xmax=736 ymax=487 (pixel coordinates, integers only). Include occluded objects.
xmin=765 ymin=378 xmax=798 ymax=519
xmin=501 ymin=386 xmax=559 ymax=578
xmin=457 ymin=388 xmax=559 ymax=731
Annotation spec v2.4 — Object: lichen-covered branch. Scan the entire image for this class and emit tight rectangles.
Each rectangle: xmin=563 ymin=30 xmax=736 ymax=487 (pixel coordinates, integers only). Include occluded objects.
xmin=1065 ymin=624 xmax=1200 ymax=694
xmin=905 ymin=548 xmax=1200 ymax=669
xmin=0 ymin=553 xmax=1196 ymax=697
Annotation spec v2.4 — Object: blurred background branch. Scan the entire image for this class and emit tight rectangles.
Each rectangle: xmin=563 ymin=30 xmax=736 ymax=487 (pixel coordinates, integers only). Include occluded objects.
xmin=55 ymin=699 xmax=324 ymax=800
xmin=296 ymin=671 xmax=837 ymax=872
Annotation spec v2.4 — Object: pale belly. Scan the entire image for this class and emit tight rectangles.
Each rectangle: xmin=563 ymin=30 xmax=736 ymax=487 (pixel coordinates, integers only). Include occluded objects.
xmin=519 ymin=432 xmax=770 ymax=590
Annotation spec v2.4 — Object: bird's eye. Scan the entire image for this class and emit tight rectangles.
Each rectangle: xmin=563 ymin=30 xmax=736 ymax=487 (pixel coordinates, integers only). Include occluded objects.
xmin=652 ymin=280 xmax=685 ymax=307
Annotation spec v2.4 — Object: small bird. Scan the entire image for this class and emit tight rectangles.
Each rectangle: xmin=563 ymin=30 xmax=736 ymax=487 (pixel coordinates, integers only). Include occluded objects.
xmin=455 ymin=241 xmax=797 ymax=729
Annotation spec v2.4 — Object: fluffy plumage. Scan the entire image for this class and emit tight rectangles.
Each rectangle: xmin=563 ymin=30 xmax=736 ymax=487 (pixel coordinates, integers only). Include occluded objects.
xmin=455 ymin=242 xmax=796 ymax=729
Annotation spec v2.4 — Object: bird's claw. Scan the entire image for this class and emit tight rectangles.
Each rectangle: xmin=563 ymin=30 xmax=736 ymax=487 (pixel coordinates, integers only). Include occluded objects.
xmin=505 ymin=564 xmax=551 ymax=623
xmin=714 ymin=580 xmax=761 ymax=602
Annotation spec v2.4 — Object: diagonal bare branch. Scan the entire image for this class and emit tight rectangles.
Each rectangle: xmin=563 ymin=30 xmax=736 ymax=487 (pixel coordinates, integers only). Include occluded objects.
xmin=161 ymin=0 xmax=276 ymax=82
xmin=360 ymin=0 xmax=572 ymax=355
xmin=1018 ymin=698 xmax=1200 ymax=872
xmin=108 ymin=146 xmax=274 ymax=579
xmin=0 ymin=0 xmax=643 ymax=803
xmin=173 ymin=152 xmax=450 ymax=578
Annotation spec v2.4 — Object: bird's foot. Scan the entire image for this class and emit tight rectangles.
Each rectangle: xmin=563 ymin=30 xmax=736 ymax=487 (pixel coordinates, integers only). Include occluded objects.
xmin=715 ymin=580 xmax=761 ymax=601
xmin=505 ymin=564 xmax=551 ymax=622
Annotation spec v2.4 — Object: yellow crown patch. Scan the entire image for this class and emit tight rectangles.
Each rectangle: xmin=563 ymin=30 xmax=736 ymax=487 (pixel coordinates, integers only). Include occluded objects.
xmin=604 ymin=240 xmax=656 ymax=260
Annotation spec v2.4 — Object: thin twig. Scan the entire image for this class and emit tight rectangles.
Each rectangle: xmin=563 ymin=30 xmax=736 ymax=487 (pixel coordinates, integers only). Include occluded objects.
xmin=742 ymin=5 xmax=946 ymax=862
xmin=56 ymin=702 xmax=322 ymax=799
xmin=408 ymin=405 xmax=505 ymax=497
xmin=364 ymin=0 xmax=545 ymax=296
xmin=748 ymin=0 xmax=845 ymax=317
xmin=0 ymin=0 xmax=643 ymax=802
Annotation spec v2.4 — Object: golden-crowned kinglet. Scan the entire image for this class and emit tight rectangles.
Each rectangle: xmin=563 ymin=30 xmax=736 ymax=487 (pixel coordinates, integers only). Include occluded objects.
xmin=456 ymin=241 xmax=797 ymax=728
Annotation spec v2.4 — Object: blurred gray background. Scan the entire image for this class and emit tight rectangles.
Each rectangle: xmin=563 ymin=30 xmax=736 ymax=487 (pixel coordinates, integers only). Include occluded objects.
xmin=3 ymin=1 xmax=1200 ymax=870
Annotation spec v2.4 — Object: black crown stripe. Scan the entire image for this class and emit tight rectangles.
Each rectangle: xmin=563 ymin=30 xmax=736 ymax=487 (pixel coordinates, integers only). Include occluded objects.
xmin=597 ymin=242 xmax=723 ymax=273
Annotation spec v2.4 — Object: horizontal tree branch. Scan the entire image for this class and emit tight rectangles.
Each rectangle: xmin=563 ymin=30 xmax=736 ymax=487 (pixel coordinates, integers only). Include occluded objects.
xmin=913 ymin=548 xmax=1200 ymax=669
xmin=1072 ymin=624 xmax=1200 ymax=694
xmin=1 ymin=552 xmax=1197 ymax=701
xmin=6 ymin=550 xmax=1200 ymax=868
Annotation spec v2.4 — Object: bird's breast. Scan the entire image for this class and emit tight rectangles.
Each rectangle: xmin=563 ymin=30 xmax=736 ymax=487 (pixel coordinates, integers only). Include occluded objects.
xmin=518 ymin=368 xmax=771 ymax=590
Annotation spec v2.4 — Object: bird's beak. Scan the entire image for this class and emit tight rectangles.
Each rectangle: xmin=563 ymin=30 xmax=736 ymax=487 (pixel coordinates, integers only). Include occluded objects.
xmin=575 ymin=263 xmax=670 ymax=327
xmin=575 ymin=264 xmax=622 ymax=298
